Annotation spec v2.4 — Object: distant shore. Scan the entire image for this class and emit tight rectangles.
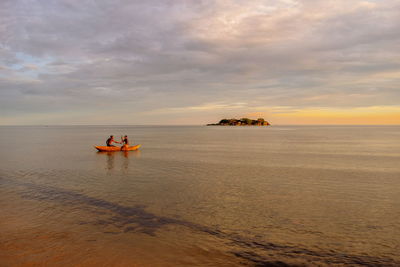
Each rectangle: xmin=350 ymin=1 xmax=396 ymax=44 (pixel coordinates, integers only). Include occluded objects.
xmin=207 ymin=118 xmax=270 ymax=126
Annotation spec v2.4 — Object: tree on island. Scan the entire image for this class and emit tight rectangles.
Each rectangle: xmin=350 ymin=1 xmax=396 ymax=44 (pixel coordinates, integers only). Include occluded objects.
xmin=241 ymin=118 xmax=253 ymax=125
xmin=209 ymin=118 xmax=270 ymax=126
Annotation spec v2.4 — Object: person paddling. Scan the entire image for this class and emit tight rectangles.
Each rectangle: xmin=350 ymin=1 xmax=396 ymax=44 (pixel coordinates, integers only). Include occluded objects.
xmin=122 ymin=135 xmax=129 ymax=145
xmin=121 ymin=135 xmax=129 ymax=150
xmin=106 ymin=135 xmax=120 ymax=147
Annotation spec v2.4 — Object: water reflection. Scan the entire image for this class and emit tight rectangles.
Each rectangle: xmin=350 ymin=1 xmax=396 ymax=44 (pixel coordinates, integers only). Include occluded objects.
xmin=96 ymin=151 xmax=115 ymax=170
xmin=96 ymin=150 xmax=141 ymax=171
xmin=122 ymin=151 xmax=129 ymax=170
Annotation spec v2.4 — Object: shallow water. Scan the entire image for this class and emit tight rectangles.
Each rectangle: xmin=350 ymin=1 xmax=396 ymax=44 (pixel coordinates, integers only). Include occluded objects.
xmin=1 ymin=125 xmax=399 ymax=266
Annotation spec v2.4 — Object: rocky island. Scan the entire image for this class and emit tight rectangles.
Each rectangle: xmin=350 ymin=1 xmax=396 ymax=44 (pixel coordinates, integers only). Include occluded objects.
xmin=207 ymin=118 xmax=271 ymax=126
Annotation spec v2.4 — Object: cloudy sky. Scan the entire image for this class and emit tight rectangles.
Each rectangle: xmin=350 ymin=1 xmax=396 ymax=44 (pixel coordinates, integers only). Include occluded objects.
xmin=1 ymin=0 xmax=399 ymax=125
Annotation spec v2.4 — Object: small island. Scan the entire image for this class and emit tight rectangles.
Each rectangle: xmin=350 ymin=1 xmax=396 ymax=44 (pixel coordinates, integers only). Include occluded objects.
xmin=207 ymin=118 xmax=271 ymax=126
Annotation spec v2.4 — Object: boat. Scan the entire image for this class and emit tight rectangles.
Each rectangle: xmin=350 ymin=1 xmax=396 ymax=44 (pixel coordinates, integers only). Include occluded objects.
xmin=95 ymin=144 xmax=141 ymax=152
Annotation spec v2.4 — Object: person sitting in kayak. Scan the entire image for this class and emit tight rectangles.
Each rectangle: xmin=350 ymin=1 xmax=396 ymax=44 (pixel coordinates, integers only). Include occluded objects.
xmin=121 ymin=135 xmax=129 ymax=149
xmin=106 ymin=135 xmax=120 ymax=147
xmin=122 ymin=135 xmax=129 ymax=145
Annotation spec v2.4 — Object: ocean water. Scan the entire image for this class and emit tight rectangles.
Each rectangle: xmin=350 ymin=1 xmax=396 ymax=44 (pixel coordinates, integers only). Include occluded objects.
xmin=0 ymin=125 xmax=399 ymax=266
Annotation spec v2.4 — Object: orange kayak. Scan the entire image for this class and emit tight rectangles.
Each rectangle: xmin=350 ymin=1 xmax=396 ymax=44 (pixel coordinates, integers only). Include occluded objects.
xmin=95 ymin=144 xmax=141 ymax=152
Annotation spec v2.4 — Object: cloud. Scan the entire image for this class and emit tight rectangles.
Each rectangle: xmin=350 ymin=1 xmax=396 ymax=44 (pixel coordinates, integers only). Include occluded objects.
xmin=0 ymin=0 xmax=399 ymax=124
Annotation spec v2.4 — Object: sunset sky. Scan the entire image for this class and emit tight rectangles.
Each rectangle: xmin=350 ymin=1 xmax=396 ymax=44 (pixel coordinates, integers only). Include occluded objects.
xmin=1 ymin=0 xmax=399 ymax=125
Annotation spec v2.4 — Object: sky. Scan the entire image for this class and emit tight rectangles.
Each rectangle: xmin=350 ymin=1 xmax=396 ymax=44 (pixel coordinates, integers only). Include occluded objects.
xmin=1 ymin=0 xmax=399 ymax=125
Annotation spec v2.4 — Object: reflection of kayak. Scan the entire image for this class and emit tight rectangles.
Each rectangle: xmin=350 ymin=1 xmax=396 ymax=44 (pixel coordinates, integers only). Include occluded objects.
xmin=95 ymin=145 xmax=141 ymax=152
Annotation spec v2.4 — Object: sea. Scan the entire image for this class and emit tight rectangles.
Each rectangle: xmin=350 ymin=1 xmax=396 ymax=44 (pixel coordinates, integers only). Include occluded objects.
xmin=0 ymin=125 xmax=399 ymax=266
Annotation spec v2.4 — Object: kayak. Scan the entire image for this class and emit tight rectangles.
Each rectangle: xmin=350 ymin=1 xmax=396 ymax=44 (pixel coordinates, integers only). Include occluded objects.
xmin=95 ymin=144 xmax=141 ymax=152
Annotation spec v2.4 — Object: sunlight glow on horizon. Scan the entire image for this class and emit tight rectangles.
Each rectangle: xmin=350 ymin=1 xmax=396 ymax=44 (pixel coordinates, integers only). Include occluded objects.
xmin=247 ymin=106 xmax=400 ymax=125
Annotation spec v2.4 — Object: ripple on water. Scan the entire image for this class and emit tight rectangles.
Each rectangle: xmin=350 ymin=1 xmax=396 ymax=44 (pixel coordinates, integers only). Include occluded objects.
xmin=1 ymin=174 xmax=399 ymax=266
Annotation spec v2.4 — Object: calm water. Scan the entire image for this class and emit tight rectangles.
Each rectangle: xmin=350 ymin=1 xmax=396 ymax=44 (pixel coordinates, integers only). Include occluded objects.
xmin=1 ymin=125 xmax=399 ymax=266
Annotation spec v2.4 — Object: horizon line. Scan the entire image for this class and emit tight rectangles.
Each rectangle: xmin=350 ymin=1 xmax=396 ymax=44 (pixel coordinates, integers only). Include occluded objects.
xmin=1 ymin=124 xmax=399 ymax=127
